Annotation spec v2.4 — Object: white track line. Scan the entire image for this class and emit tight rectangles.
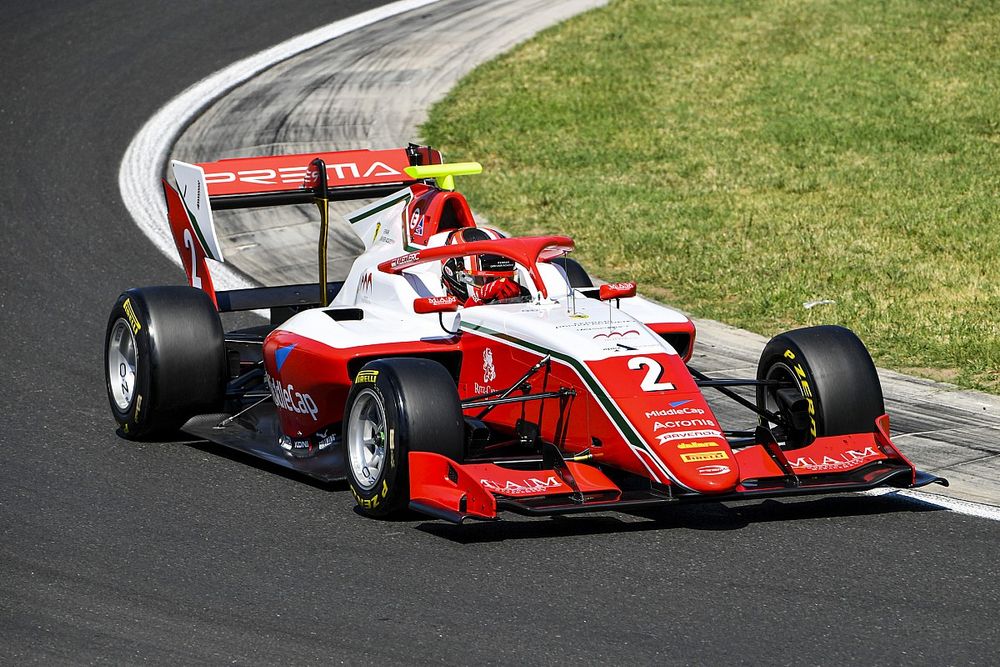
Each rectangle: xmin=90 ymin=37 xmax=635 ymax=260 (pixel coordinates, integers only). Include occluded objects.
xmin=118 ymin=0 xmax=444 ymax=291
xmin=863 ymin=488 xmax=1000 ymax=522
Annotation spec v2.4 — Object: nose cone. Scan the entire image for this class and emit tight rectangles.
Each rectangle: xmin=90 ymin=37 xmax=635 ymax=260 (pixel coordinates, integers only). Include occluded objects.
xmin=650 ymin=432 xmax=740 ymax=493
xmin=625 ymin=393 xmax=740 ymax=493
xmin=584 ymin=353 xmax=740 ymax=493
xmin=680 ymin=456 xmax=739 ymax=492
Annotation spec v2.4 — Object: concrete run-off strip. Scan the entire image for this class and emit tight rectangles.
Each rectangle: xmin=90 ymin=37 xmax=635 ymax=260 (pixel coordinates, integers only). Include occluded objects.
xmin=167 ymin=0 xmax=999 ymax=507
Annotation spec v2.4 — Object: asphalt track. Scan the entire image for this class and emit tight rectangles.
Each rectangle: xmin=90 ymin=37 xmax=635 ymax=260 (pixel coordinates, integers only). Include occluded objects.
xmin=1 ymin=1 xmax=998 ymax=664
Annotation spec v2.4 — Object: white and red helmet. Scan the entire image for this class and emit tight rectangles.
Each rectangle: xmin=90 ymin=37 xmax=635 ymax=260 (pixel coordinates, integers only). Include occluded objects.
xmin=441 ymin=227 xmax=516 ymax=302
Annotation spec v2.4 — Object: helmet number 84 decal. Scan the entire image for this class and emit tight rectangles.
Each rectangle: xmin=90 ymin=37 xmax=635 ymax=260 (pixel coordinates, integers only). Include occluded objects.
xmin=628 ymin=356 xmax=676 ymax=392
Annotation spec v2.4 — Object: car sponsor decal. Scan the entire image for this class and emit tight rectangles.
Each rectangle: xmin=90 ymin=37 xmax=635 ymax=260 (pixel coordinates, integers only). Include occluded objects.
xmin=600 ymin=282 xmax=637 ymax=299
xmin=480 ymin=475 xmax=566 ymax=496
xmin=355 ymin=370 xmax=378 ymax=384
xmin=788 ymin=447 xmax=881 ymax=472
xmin=122 ymin=298 xmax=142 ymax=334
xmin=267 ymin=374 xmax=319 ymax=421
xmin=274 ymin=344 xmax=296 ymax=373
xmin=555 ymin=317 xmax=648 ymax=334
xmin=657 ymin=428 xmax=721 ymax=444
xmin=422 ymin=296 xmax=459 ymax=309
xmin=357 ymin=272 xmax=374 ymax=300
xmin=653 ymin=429 xmax=725 ymax=442
xmin=641 ymin=400 xmax=706 ymax=417
xmin=473 ymin=347 xmax=498 ymax=395
xmin=592 ymin=330 xmax=639 ymax=339
xmin=389 ymin=252 xmax=421 ymax=270
xmin=646 ymin=407 xmax=708 ymax=418
xmin=409 ymin=209 xmax=425 ymax=237
xmin=652 ymin=418 xmax=716 ymax=431
xmin=697 ymin=464 xmax=731 ymax=476
xmin=680 ymin=451 xmax=729 ymax=463
xmin=204 ymin=160 xmax=401 ymax=188
xmin=676 ymin=441 xmax=719 ymax=450
xmin=483 ymin=348 xmax=496 ymax=384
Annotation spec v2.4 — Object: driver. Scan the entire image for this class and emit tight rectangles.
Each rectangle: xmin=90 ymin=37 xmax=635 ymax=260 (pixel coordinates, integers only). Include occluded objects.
xmin=441 ymin=227 xmax=523 ymax=306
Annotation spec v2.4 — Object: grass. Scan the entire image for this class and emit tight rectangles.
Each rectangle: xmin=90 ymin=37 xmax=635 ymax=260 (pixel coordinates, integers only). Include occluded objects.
xmin=422 ymin=0 xmax=1000 ymax=393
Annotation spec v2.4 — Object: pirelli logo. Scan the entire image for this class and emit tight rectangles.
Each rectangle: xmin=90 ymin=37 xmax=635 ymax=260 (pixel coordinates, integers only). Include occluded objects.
xmin=355 ymin=370 xmax=379 ymax=384
xmin=123 ymin=298 xmax=141 ymax=334
xmin=680 ymin=451 xmax=729 ymax=463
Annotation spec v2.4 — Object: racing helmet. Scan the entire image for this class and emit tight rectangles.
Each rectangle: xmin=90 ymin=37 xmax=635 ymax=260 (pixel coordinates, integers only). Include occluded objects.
xmin=441 ymin=227 xmax=516 ymax=302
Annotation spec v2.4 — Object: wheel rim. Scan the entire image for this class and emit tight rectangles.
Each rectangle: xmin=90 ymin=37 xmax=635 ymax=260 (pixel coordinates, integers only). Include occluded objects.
xmin=108 ymin=318 xmax=138 ymax=411
xmin=347 ymin=388 xmax=388 ymax=491
xmin=763 ymin=361 xmax=810 ymax=446
xmin=763 ymin=362 xmax=798 ymax=418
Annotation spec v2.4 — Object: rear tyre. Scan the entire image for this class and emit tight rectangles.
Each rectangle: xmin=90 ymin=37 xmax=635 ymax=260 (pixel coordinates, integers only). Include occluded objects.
xmin=344 ymin=358 xmax=464 ymax=518
xmin=105 ymin=286 xmax=227 ymax=439
xmin=550 ymin=257 xmax=594 ymax=288
xmin=756 ymin=325 xmax=884 ymax=449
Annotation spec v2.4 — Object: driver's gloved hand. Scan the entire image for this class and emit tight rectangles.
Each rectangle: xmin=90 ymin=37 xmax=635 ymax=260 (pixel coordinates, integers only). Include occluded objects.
xmin=465 ymin=277 xmax=520 ymax=306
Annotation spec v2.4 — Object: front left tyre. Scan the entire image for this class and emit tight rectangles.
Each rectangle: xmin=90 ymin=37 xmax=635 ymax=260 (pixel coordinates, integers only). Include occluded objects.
xmin=756 ymin=325 xmax=884 ymax=449
xmin=105 ymin=286 xmax=227 ymax=439
xmin=343 ymin=358 xmax=464 ymax=518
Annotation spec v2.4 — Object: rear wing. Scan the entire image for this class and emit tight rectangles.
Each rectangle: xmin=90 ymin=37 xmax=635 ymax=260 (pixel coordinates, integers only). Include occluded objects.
xmin=193 ymin=144 xmax=441 ymax=209
xmin=163 ymin=144 xmax=443 ymax=316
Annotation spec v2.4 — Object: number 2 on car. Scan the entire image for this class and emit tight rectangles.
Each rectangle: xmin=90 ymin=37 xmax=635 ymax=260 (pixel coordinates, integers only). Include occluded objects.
xmin=628 ymin=356 xmax=676 ymax=392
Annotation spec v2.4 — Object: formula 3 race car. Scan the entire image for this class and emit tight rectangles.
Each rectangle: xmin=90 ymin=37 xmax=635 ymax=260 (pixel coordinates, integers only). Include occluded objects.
xmin=105 ymin=144 xmax=947 ymax=523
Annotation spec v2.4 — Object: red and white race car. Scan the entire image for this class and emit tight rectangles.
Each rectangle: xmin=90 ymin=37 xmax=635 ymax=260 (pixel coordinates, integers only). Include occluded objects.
xmin=105 ymin=144 xmax=946 ymax=522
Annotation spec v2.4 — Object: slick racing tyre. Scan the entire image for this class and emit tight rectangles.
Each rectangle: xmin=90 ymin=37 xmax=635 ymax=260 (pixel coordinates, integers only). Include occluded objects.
xmin=105 ymin=286 xmax=227 ymax=439
xmin=549 ymin=257 xmax=594 ymax=288
xmin=344 ymin=358 xmax=464 ymax=518
xmin=756 ymin=325 xmax=884 ymax=449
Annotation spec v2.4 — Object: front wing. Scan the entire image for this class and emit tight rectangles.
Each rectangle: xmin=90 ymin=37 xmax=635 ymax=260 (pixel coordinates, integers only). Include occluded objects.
xmin=408 ymin=415 xmax=948 ymax=523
